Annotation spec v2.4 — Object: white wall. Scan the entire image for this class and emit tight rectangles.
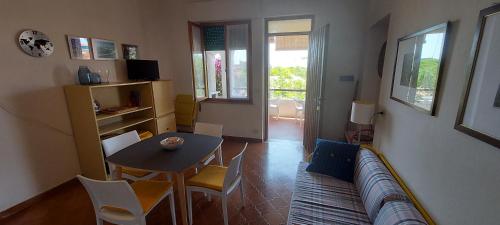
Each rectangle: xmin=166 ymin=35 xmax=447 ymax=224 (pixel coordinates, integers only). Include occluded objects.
xmin=371 ymin=0 xmax=500 ymax=224
xmin=0 ymin=0 xmax=153 ymax=212
xmin=158 ymin=0 xmax=368 ymax=140
xmin=358 ymin=16 xmax=389 ymax=103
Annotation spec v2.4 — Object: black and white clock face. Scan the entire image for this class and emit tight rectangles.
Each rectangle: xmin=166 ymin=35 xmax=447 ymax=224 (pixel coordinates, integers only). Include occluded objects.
xmin=18 ymin=30 xmax=54 ymax=57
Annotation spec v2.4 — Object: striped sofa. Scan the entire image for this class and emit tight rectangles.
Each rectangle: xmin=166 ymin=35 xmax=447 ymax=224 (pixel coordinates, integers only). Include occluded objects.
xmin=287 ymin=148 xmax=428 ymax=225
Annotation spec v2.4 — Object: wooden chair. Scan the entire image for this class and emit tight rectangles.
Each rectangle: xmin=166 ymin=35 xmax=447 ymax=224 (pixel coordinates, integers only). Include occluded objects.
xmin=194 ymin=122 xmax=224 ymax=169
xmin=186 ymin=143 xmax=248 ymax=225
xmin=102 ymin=130 xmax=159 ymax=181
xmin=77 ymin=175 xmax=176 ymax=225
xmin=175 ymin=94 xmax=198 ymax=132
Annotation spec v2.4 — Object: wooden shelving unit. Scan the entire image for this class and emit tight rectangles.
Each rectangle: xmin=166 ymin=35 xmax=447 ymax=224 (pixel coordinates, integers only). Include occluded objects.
xmin=64 ymin=81 xmax=176 ymax=180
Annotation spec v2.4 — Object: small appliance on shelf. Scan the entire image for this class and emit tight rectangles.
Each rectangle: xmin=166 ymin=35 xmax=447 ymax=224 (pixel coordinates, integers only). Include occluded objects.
xmin=126 ymin=59 xmax=160 ymax=81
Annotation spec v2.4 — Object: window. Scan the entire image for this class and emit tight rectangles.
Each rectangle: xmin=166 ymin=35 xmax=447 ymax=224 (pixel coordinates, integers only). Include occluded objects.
xmin=189 ymin=21 xmax=251 ymax=102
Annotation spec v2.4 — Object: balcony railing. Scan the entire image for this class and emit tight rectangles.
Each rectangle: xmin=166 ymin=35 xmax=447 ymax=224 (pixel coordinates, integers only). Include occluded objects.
xmin=269 ymin=88 xmax=306 ymax=101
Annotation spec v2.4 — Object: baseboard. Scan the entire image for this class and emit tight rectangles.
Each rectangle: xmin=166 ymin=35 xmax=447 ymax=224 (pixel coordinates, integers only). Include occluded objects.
xmin=0 ymin=178 xmax=79 ymax=220
xmin=223 ymin=135 xmax=263 ymax=143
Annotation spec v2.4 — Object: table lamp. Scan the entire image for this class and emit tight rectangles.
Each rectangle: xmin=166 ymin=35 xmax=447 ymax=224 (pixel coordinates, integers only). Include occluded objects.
xmin=350 ymin=101 xmax=375 ymax=143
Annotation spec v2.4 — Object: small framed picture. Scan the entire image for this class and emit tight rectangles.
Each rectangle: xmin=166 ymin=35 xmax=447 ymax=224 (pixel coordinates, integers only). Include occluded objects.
xmin=122 ymin=44 xmax=138 ymax=60
xmin=67 ymin=35 xmax=92 ymax=60
xmin=91 ymin=38 xmax=117 ymax=60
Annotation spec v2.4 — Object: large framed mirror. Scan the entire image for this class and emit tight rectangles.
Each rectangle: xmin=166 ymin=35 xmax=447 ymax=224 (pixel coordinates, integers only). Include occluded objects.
xmin=390 ymin=22 xmax=450 ymax=115
xmin=455 ymin=4 xmax=500 ymax=148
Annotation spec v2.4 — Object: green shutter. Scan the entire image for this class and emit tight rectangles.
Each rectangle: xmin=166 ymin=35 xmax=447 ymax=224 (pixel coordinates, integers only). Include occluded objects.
xmin=203 ymin=26 xmax=225 ymax=51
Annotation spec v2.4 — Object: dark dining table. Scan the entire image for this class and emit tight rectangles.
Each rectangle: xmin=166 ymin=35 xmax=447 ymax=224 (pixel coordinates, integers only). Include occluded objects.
xmin=106 ymin=132 xmax=223 ymax=225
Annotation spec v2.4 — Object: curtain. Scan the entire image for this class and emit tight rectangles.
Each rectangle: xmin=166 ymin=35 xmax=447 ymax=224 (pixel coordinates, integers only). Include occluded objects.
xmin=303 ymin=24 xmax=329 ymax=153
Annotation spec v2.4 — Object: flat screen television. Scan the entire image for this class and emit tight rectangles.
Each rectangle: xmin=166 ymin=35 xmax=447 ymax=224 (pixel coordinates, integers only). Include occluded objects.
xmin=126 ymin=60 xmax=159 ymax=81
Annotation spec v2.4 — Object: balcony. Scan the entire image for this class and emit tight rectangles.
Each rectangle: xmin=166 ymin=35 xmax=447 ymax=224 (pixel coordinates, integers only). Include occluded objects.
xmin=269 ymin=89 xmax=305 ymax=141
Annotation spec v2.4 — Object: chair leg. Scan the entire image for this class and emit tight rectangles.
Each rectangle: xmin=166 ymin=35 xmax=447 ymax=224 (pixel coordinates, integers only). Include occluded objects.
xmin=169 ymin=192 xmax=177 ymax=225
xmin=207 ymin=193 xmax=212 ymax=202
xmin=139 ymin=217 xmax=147 ymax=225
xmin=95 ymin=217 xmax=103 ymax=225
xmin=221 ymin=197 xmax=229 ymax=225
xmin=239 ymin=181 xmax=245 ymax=209
xmin=217 ymin=147 xmax=223 ymax=166
xmin=187 ymin=189 xmax=193 ymax=225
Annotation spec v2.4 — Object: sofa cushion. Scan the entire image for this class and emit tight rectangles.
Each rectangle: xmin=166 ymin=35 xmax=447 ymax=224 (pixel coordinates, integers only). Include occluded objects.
xmin=374 ymin=201 xmax=427 ymax=225
xmin=289 ymin=162 xmax=371 ymax=225
xmin=306 ymin=139 xmax=360 ymax=182
xmin=354 ymin=149 xmax=408 ymax=222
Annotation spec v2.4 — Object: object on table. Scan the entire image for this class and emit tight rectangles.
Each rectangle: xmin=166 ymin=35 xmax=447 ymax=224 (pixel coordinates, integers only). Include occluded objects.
xmin=160 ymin=137 xmax=184 ymax=150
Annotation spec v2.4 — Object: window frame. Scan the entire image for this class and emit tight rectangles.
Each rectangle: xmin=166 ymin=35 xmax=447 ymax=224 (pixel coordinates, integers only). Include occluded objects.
xmin=189 ymin=20 xmax=253 ymax=104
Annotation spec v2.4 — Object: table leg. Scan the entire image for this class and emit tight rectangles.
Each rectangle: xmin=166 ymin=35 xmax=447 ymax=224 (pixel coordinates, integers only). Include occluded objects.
xmin=175 ymin=172 xmax=188 ymax=225
xmin=114 ymin=165 xmax=123 ymax=180
xmin=217 ymin=147 xmax=223 ymax=166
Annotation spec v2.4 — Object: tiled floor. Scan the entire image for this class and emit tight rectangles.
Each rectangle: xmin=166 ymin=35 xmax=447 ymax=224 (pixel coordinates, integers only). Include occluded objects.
xmin=268 ymin=117 xmax=303 ymax=141
xmin=2 ymin=139 xmax=305 ymax=225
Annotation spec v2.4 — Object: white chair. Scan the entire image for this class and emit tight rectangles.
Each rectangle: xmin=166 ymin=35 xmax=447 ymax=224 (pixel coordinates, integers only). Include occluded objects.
xmin=77 ymin=175 xmax=176 ymax=225
xmin=294 ymin=100 xmax=304 ymax=124
xmin=194 ymin=122 xmax=224 ymax=168
xmin=102 ymin=130 xmax=159 ymax=181
xmin=186 ymin=143 xmax=248 ymax=225
xmin=269 ymin=99 xmax=280 ymax=120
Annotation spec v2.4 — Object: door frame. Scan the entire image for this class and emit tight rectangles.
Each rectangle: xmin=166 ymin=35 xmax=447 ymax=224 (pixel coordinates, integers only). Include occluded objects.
xmin=263 ymin=15 xmax=315 ymax=141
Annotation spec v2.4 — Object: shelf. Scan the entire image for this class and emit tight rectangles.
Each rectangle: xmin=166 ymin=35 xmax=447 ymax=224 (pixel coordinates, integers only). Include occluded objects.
xmin=89 ymin=81 xmax=151 ymax=89
xmin=99 ymin=117 xmax=154 ymax=136
xmin=95 ymin=106 xmax=152 ymax=121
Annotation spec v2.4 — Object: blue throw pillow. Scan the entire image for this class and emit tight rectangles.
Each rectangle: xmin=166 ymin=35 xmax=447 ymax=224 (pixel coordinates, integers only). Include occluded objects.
xmin=306 ymin=139 xmax=360 ymax=182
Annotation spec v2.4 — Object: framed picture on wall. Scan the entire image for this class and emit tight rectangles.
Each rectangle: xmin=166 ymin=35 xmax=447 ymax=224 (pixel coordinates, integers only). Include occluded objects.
xmin=67 ymin=35 xmax=92 ymax=60
xmin=455 ymin=4 xmax=500 ymax=149
xmin=122 ymin=44 xmax=138 ymax=60
xmin=390 ymin=22 xmax=450 ymax=115
xmin=91 ymin=38 xmax=117 ymax=60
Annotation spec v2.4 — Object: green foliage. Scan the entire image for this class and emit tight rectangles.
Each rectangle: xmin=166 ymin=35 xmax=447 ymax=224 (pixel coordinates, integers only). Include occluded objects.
xmin=269 ymin=66 xmax=307 ymax=100
xmin=417 ymin=58 xmax=439 ymax=89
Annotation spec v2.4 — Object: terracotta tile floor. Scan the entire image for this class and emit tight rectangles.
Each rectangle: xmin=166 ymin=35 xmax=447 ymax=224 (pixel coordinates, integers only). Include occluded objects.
xmin=268 ymin=117 xmax=303 ymax=141
xmin=2 ymin=139 xmax=305 ymax=225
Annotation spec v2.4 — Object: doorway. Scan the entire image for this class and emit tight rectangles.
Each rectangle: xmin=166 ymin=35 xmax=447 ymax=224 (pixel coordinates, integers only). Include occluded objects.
xmin=264 ymin=16 xmax=313 ymax=141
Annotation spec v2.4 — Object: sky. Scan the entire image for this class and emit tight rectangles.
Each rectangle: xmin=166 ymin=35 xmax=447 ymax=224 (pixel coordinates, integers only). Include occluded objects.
xmin=421 ymin=33 xmax=445 ymax=59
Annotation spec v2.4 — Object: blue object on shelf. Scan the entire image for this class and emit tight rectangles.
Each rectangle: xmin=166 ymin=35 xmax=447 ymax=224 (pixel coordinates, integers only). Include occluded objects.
xmin=78 ymin=66 xmax=91 ymax=85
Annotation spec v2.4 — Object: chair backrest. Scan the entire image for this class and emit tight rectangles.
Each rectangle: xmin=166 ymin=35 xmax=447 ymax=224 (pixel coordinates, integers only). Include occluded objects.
xmin=223 ymin=143 xmax=248 ymax=190
xmin=194 ymin=122 xmax=223 ymax=137
xmin=102 ymin=130 xmax=141 ymax=157
xmin=294 ymin=100 xmax=305 ymax=109
xmin=77 ymin=175 xmax=143 ymax=216
xmin=175 ymin=94 xmax=197 ymax=126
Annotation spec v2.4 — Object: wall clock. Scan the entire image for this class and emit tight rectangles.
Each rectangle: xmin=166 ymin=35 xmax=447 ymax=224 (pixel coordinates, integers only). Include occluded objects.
xmin=18 ymin=30 xmax=54 ymax=57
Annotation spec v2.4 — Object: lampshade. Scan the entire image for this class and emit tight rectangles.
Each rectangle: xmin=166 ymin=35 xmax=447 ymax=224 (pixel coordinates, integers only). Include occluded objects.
xmin=350 ymin=101 xmax=375 ymax=125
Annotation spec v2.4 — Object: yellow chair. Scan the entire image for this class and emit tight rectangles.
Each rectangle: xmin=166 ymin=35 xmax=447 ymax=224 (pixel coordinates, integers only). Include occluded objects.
xmin=186 ymin=143 xmax=248 ymax=225
xmin=175 ymin=94 xmax=197 ymax=131
xmin=77 ymin=175 xmax=176 ymax=225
